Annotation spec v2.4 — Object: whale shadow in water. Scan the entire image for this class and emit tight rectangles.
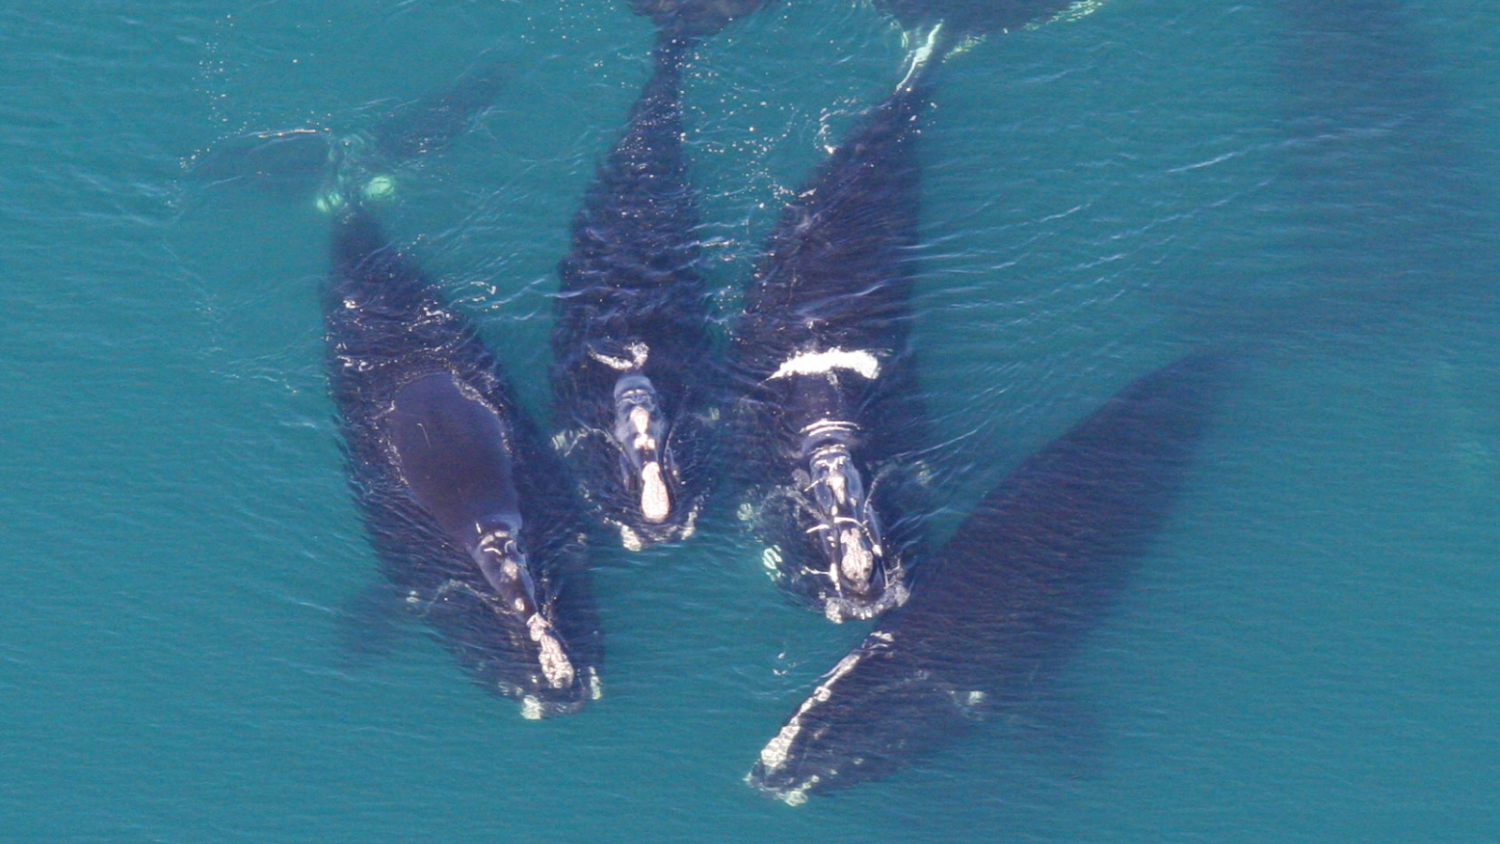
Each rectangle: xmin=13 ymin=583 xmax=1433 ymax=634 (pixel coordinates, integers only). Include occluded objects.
xmin=747 ymin=351 xmax=1226 ymax=802
xmin=1186 ymin=0 xmax=1498 ymax=349
xmin=550 ymin=0 xmax=773 ymax=550
xmin=326 ymin=205 xmax=602 ymax=719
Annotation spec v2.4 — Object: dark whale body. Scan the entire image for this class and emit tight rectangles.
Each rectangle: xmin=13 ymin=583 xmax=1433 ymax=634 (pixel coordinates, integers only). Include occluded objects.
xmin=551 ymin=34 xmax=717 ymax=549
xmin=748 ymin=353 xmax=1223 ymax=801
xmin=730 ymin=70 xmax=936 ymax=621
xmin=327 ymin=206 xmax=601 ymax=718
xmin=551 ymin=0 xmax=773 ymax=548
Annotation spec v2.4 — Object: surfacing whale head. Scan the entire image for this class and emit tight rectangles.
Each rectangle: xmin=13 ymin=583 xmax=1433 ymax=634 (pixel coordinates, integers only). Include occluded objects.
xmin=465 ymin=516 xmax=591 ymax=717
xmin=612 ymin=373 xmax=674 ymax=525
xmin=798 ymin=423 xmax=904 ymax=622
xmin=386 ymin=372 xmax=593 ymax=717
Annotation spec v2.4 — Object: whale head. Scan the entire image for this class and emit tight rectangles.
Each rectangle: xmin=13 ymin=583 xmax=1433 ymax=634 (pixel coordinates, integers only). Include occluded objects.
xmin=468 ymin=519 xmax=589 ymax=717
xmin=470 ymin=518 xmax=535 ymax=614
xmin=799 ymin=435 xmax=902 ymax=621
xmin=612 ymin=373 xmax=675 ymax=526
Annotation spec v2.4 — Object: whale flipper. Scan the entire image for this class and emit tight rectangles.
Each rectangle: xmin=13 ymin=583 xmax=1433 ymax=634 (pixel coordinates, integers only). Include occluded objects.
xmin=366 ymin=50 xmax=510 ymax=163
xmin=748 ymin=353 xmax=1224 ymax=800
xmin=188 ymin=128 xmax=334 ymax=195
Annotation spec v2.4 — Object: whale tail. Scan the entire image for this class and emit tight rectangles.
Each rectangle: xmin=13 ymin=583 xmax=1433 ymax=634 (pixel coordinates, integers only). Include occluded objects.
xmin=188 ymin=49 xmax=508 ymax=206
xmin=365 ymin=49 xmax=510 ymax=163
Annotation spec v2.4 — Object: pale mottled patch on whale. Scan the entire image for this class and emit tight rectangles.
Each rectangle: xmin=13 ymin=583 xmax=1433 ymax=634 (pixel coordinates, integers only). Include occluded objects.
xmin=770 ymin=348 xmax=881 ymax=381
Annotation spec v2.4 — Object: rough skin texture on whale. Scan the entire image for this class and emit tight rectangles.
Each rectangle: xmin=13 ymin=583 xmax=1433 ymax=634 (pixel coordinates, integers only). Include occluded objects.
xmin=552 ymin=35 xmax=719 ymax=549
xmin=327 ymin=207 xmax=601 ymax=717
xmin=731 ymin=74 xmax=936 ymax=621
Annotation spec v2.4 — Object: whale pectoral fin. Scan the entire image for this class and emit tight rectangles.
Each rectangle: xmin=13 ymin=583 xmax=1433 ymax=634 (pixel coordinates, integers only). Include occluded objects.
xmin=367 ymin=49 xmax=510 ymax=164
xmin=331 ymin=581 xmax=419 ymax=667
xmin=188 ymin=128 xmax=334 ymax=198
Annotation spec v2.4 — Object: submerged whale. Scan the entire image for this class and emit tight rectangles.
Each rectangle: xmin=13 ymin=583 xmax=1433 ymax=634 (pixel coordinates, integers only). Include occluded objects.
xmin=550 ymin=0 xmax=771 ymax=549
xmin=747 ymin=353 xmax=1223 ymax=802
xmin=326 ymin=205 xmax=602 ymax=719
xmin=729 ymin=46 xmax=942 ymax=622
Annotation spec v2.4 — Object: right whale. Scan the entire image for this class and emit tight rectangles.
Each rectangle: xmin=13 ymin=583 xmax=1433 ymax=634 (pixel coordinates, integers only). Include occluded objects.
xmin=728 ymin=47 xmax=937 ymax=623
xmin=747 ymin=352 xmax=1225 ymax=802
xmin=550 ymin=0 xmax=771 ymax=550
xmin=326 ymin=205 xmax=603 ymax=719
xmin=728 ymin=0 xmax=1109 ymax=622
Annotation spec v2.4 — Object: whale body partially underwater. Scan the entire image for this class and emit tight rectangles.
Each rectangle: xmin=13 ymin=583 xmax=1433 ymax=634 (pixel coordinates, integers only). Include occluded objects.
xmin=728 ymin=0 xmax=1110 ymax=623
xmin=550 ymin=0 xmax=769 ymax=550
xmin=325 ymin=206 xmax=603 ymax=719
xmin=748 ymin=353 xmax=1224 ymax=802
xmin=198 ymin=52 xmax=608 ymax=719
xmin=729 ymin=47 xmax=938 ymax=623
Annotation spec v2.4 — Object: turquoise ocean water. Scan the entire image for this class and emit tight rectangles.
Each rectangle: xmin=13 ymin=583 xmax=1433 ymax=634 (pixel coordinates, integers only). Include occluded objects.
xmin=3 ymin=1 xmax=1498 ymax=840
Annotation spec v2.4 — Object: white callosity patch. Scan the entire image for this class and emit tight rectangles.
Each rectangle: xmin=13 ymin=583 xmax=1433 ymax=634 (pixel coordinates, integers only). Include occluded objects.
xmin=588 ymin=341 xmax=649 ymax=372
xmin=629 ymin=406 xmax=655 ymax=449
xmin=528 ymin=613 xmax=575 ymax=690
xmin=520 ymin=695 xmax=544 ymax=720
xmin=897 ymin=22 xmax=944 ymax=92
xmin=839 ymin=529 xmax=873 ymax=584
xmin=758 ymin=722 xmax=802 ymax=775
xmin=779 ymin=781 xmax=813 ymax=807
xmin=761 ymin=546 xmax=783 ymax=571
xmin=627 ymin=405 xmax=670 ymax=523
xmin=619 ymin=523 xmax=644 ymax=552
xmin=640 ymin=461 xmax=670 ymax=522
xmin=769 ymin=348 xmax=880 ymax=381
xmin=1040 ymin=0 xmax=1108 ymax=27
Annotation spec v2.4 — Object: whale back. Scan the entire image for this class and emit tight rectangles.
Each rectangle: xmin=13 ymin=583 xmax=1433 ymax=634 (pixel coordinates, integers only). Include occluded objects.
xmin=551 ymin=35 xmax=722 ymax=547
xmin=387 ymin=372 xmax=522 ymax=550
xmin=737 ymin=79 xmax=929 ymax=362
xmin=730 ymin=73 xmax=934 ymax=616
